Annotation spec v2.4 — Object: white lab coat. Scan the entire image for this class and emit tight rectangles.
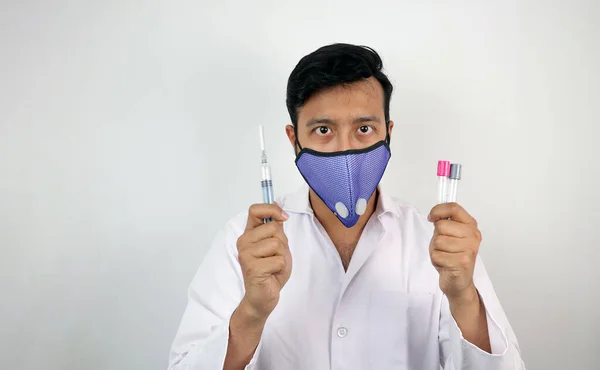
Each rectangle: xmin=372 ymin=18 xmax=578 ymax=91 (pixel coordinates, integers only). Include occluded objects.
xmin=168 ymin=184 xmax=526 ymax=369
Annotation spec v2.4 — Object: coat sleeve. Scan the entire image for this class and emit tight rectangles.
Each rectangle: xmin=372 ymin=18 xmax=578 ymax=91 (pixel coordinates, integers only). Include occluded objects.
xmin=439 ymin=255 xmax=527 ymax=369
xmin=167 ymin=217 xmax=263 ymax=370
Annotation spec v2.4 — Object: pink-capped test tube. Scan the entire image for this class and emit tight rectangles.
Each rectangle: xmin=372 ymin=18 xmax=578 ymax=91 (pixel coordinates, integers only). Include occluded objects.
xmin=437 ymin=160 xmax=450 ymax=204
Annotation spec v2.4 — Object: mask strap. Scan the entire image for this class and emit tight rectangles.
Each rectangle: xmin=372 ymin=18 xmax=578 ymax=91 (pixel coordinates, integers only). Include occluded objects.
xmin=294 ymin=124 xmax=303 ymax=151
xmin=385 ymin=120 xmax=391 ymax=145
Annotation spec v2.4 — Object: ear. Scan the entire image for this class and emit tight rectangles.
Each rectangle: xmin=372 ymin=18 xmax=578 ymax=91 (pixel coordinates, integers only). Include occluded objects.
xmin=285 ymin=124 xmax=296 ymax=148
xmin=387 ymin=120 xmax=394 ymax=140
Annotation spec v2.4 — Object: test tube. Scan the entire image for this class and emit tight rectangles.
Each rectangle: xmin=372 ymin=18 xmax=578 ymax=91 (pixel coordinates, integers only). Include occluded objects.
xmin=437 ymin=160 xmax=450 ymax=204
xmin=447 ymin=163 xmax=462 ymax=203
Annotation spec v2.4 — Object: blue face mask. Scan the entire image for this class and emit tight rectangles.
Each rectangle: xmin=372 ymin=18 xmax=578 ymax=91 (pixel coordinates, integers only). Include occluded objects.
xmin=295 ymin=129 xmax=391 ymax=228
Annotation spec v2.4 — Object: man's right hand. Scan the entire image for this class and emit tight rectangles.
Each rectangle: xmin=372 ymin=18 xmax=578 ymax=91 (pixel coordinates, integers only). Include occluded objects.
xmin=224 ymin=204 xmax=292 ymax=370
xmin=236 ymin=203 xmax=292 ymax=323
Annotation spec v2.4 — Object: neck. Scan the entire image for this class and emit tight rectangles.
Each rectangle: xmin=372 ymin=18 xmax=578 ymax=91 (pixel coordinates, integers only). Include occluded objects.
xmin=309 ymin=189 xmax=379 ymax=240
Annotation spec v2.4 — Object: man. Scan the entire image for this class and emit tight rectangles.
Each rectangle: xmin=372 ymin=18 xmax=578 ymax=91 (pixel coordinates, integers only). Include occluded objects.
xmin=168 ymin=44 xmax=526 ymax=369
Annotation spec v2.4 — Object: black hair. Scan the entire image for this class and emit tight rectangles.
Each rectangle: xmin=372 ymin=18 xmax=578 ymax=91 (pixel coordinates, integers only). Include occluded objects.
xmin=286 ymin=43 xmax=393 ymax=127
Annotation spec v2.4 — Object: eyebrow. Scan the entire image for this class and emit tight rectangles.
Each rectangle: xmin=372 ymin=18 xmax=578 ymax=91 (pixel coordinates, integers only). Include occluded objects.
xmin=304 ymin=115 xmax=382 ymax=127
xmin=305 ymin=118 xmax=336 ymax=127
xmin=353 ymin=115 xmax=381 ymax=124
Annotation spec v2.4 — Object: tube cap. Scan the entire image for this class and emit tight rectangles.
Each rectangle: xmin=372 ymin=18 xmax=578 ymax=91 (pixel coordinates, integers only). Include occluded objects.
xmin=449 ymin=163 xmax=462 ymax=180
xmin=437 ymin=160 xmax=451 ymax=176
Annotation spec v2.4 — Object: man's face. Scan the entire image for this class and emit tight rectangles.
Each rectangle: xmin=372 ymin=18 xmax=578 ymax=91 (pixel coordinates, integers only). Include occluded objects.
xmin=286 ymin=77 xmax=393 ymax=153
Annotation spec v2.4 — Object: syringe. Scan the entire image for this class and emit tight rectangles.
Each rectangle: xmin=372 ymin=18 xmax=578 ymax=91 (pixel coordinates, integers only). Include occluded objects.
xmin=259 ymin=125 xmax=275 ymax=223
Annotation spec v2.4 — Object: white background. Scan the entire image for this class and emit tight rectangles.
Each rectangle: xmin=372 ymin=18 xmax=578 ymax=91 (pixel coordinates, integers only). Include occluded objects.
xmin=1 ymin=1 xmax=598 ymax=369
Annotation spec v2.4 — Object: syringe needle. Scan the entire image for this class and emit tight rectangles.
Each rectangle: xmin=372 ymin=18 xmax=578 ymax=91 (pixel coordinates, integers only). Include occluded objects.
xmin=259 ymin=125 xmax=266 ymax=152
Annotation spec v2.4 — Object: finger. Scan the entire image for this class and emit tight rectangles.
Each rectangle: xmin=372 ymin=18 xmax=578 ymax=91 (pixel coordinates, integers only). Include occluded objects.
xmin=430 ymin=250 xmax=471 ymax=270
xmin=428 ymin=203 xmax=476 ymax=225
xmin=246 ymin=256 xmax=286 ymax=277
xmin=256 ymin=220 xmax=289 ymax=246
xmin=272 ymin=223 xmax=289 ymax=248
xmin=248 ymin=237 xmax=286 ymax=258
xmin=430 ymin=235 xmax=466 ymax=253
xmin=433 ymin=219 xmax=472 ymax=238
xmin=245 ymin=203 xmax=289 ymax=230
xmin=244 ymin=221 xmax=283 ymax=243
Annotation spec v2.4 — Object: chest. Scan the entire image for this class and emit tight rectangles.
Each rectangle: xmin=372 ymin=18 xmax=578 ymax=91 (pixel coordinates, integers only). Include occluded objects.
xmin=326 ymin=223 xmax=368 ymax=271
xmin=330 ymin=238 xmax=357 ymax=270
xmin=259 ymin=265 xmax=442 ymax=370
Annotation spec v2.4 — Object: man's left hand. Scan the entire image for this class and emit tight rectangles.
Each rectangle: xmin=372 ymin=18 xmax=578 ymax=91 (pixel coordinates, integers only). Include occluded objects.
xmin=428 ymin=203 xmax=492 ymax=352
xmin=427 ymin=203 xmax=482 ymax=302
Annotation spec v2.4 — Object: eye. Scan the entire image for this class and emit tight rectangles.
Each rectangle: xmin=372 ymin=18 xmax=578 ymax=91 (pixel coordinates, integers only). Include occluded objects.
xmin=358 ymin=125 xmax=372 ymax=134
xmin=315 ymin=126 xmax=331 ymax=136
